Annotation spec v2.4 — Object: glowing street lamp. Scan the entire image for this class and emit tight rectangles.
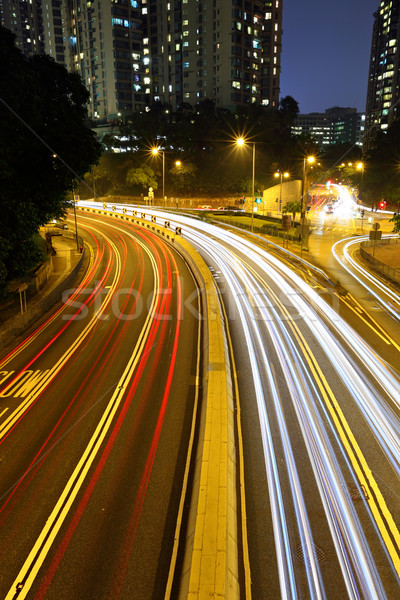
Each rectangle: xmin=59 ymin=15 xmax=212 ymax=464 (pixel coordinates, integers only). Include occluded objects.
xmin=301 ymin=155 xmax=315 ymax=219
xmin=274 ymin=170 xmax=289 ymax=214
xmin=356 ymin=161 xmax=364 ymax=183
xmin=151 ymin=146 xmax=165 ymax=203
xmin=300 ymin=155 xmax=315 ymax=256
xmin=236 ymin=137 xmax=256 ymax=231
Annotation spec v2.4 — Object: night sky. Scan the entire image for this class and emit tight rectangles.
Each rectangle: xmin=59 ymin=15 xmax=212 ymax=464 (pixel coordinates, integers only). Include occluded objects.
xmin=280 ymin=0 xmax=379 ymax=114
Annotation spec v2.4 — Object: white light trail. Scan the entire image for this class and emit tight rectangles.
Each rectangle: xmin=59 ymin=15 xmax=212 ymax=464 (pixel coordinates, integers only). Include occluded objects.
xmin=79 ymin=201 xmax=400 ymax=598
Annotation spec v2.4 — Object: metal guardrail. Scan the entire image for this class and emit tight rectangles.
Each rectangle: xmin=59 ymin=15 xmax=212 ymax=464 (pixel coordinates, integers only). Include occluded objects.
xmin=360 ymin=238 xmax=400 ymax=284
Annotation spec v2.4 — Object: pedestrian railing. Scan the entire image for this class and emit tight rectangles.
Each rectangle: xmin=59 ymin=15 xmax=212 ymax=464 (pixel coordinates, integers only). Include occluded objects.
xmin=360 ymin=238 xmax=400 ymax=284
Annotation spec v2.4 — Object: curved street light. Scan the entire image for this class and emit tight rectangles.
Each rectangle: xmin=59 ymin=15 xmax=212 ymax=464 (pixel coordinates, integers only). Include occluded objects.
xmin=151 ymin=146 xmax=165 ymax=205
xmin=236 ymin=137 xmax=256 ymax=231
xmin=300 ymin=155 xmax=316 ymax=257
xmin=356 ymin=161 xmax=364 ymax=183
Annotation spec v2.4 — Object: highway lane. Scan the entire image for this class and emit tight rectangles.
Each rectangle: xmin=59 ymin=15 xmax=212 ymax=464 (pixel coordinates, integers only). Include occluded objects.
xmin=191 ymin=227 xmax=400 ymax=599
xmin=85 ymin=203 xmax=400 ymax=599
xmin=0 ymin=213 xmax=200 ymax=599
xmin=332 ymin=235 xmax=400 ymax=336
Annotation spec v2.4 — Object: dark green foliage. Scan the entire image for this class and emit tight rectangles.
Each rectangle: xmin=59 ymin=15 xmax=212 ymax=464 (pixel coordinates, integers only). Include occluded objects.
xmin=389 ymin=213 xmax=400 ymax=234
xmin=97 ymin=96 xmax=305 ymax=198
xmin=0 ymin=26 xmax=102 ymax=295
xmin=361 ymin=120 xmax=400 ymax=205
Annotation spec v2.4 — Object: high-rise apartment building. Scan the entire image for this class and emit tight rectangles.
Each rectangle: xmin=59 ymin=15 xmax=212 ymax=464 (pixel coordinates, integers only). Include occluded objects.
xmin=1 ymin=0 xmax=283 ymax=118
xmin=1 ymin=0 xmax=73 ymax=68
xmin=71 ymin=1 xmax=144 ymax=118
xmin=364 ymin=0 xmax=400 ymax=149
xmin=144 ymin=0 xmax=282 ymax=112
xmin=1 ymin=0 xmax=44 ymax=57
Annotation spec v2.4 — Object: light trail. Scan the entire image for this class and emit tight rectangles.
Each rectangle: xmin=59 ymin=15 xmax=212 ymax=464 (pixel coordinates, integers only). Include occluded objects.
xmin=332 ymin=235 xmax=400 ymax=322
xmin=4 ymin=214 xmax=189 ymax=599
xmin=80 ymin=201 xmax=400 ymax=597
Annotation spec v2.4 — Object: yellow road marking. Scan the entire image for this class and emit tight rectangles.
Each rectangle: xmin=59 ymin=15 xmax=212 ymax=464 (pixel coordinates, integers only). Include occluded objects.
xmin=5 ymin=227 xmax=161 ymax=600
xmin=257 ymin=271 xmax=400 ymax=576
xmin=0 ymin=241 xmax=95 ymax=370
xmin=0 ymin=235 xmax=121 ymax=440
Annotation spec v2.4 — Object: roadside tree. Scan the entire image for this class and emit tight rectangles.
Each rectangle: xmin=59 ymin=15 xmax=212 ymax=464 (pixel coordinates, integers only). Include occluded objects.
xmin=0 ymin=26 xmax=102 ymax=295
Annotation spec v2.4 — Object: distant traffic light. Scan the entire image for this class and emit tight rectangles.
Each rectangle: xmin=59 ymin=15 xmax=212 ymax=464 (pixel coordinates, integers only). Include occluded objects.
xmin=360 ymin=210 xmax=365 ymax=217
xmin=379 ymin=200 xmax=386 ymax=209
xmin=255 ymin=197 xmax=262 ymax=204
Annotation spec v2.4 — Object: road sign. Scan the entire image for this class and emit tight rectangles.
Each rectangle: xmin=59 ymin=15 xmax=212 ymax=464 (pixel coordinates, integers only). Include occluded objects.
xmin=282 ymin=215 xmax=291 ymax=230
xmin=296 ymin=224 xmax=310 ymax=237
xmin=372 ymin=222 xmax=380 ymax=230
xmin=369 ymin=230 xmax=382 ymax=240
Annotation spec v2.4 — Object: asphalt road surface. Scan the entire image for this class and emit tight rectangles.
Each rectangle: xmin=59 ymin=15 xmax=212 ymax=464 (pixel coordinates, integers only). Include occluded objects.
xmin=0 ymin=212 xmax=200 ymax=600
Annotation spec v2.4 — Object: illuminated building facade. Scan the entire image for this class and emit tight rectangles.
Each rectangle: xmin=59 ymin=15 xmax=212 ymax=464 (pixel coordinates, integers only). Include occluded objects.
xmin=71 ymin=0 xmax=144 ymax=119
xmin=145 ymin=0 xmax=283 ymax=111
xmin=364 ymin=0 xmax=400 ymax=149
xmin=1 ymin=0 xmax=283 ymax=118
xmin=0 ymin=0 xmax=73 ymax=68
xmin=292 ymin=107 xmax=365 ymax=149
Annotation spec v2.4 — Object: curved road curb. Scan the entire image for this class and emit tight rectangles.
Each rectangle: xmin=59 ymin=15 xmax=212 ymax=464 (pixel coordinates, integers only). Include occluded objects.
xmin=80 ymin=207 xmax=240 ymax=599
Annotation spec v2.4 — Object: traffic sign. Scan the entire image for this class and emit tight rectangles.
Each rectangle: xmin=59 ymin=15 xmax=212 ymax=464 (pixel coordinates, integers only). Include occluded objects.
xmin=372 ymin=222 xmax=380 ymax=230
xmin=369 ymin=230 xmax=382 ymax=240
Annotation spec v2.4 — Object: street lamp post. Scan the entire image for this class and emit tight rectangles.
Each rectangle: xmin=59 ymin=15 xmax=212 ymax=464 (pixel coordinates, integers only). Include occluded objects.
xmin=300 ymin=155 xmax=315 ymax=257
xmin=356 ymin=161 xmax=364 ymax=182
xmin=174 ymin=160 xmax=182 ymax=208
xmin=236 ymin=137 xmax=256 ymax=232
xmin=152 ymin=147 xmax=165 ymax=205
xmin=274 ymin=170 xmax=289 ymax=214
